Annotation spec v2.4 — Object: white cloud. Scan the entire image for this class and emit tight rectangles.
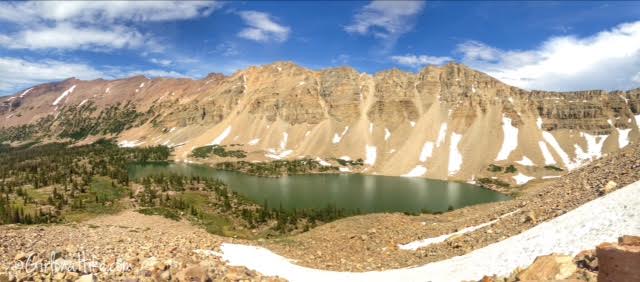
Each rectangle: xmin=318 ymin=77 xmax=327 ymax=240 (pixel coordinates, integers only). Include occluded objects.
xmin=237 ymin=11 xmax=290 ymax=43
xmin=391 ymin=54 xmax=452 ymax=68
xmin=150 ymin=58 xmax=173 ymax=67
xmin=0 ymin=56 xmax=189 ymax=96
xmin=457 ymin=21 xmax=640 ymax=91
xmin=0 ymin=1 xmax=220 ymax=52
xmin=0 ymin=57 xmax=105 ymax=94
xmin=214 ymin=42 xmax=239 ymax=57
xmin=0 ymin=1 xmax=220 ymax=24
xmin=345 ymin=0 xmax=425 ymax=49
xmin=0 ymin=23 xmax=149 ymax=51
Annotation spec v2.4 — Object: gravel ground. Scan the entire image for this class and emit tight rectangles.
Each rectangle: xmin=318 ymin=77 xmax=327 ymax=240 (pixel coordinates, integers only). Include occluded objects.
xmin=220 ymin=179 xmax=640 ymax=282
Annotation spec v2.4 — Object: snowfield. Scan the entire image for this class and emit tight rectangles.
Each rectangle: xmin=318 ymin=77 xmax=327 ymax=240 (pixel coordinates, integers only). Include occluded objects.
xmin=538 ymin=141 xmax=556 ymax=165
xmin=364 ymin=145 xmax=377 ymax=166
xmin=52 ymin=85 xmax=76 ymax=106
xmin=618 ymin=128 xmax=631 ymax=148
xmin=447 ymin=133 xmax=463 ymax=176
xmin=436 ymin=123 xmax=448 ymax=147
xmin=211 ymin=126 xmax=232 ymax=145
xmin=495 ymin=116 xmax=518 ymax=161
xmin=513 ymin=173 xmax=535 ymax=185
xmin=401 ymin=165 xmax=427 ymax=177
xmin=515 ymin=156 xmax=534 ymax=166
xmin=219 ymin=180 xmax=640 ymax=282
xmin=418 ymin=141 xmax=434 ymax=162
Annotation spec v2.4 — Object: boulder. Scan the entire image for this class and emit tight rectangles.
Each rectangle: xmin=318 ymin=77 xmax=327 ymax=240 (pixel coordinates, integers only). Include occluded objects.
xmin=516 ymin=254 xmax=577 ymax=281
xmin=176 ymin=265 xmax=209 ymax=282
xmin=596 ymin=236 xmax=640 ymax=282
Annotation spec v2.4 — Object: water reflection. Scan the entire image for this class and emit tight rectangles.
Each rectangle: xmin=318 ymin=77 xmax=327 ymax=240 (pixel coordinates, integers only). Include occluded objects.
xmin=128 ymin=162 xmax=509 ymax=213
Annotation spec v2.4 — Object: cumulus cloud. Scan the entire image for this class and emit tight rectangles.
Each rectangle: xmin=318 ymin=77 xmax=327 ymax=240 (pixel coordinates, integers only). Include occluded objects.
xmin=457 ymin=21 xmax=640 ymax=91
xmin=391 ymin=54 xmax=452 ymax=68
xmin=237 ymin=11 xmax=290 ymax=43
xmin=345 ymin=0 xmax=425 ymax=49
xmin=0 ymin=1 xmax=220 ymax=51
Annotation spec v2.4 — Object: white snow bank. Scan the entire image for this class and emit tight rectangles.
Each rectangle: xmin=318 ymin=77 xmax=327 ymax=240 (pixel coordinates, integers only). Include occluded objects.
xmin=52 ymin=85 xmax=76 ymax=106
xmin=248 ymin=138 xmax=260 ymax=145
xmin=448 ymin=133 xmax=463 ymax=176
xmin=399 ymin=210 xmax=520 ymax=251
xmin=280 ymin=132 xmax=288 ymax=150
xmin=339 ymin=156 xmax=351 ymax=161
xmin=211 ymin=126 xmax=232 ymax=145
xmin=538 ymin=141 xmax=556 ymax=165
xmin=635 ymin=114 xmax=640 ymax=129
xmin=436 ymin=123 xmax=448 ymax=147
xmin=384 ymin=128 xmax=391 ymax=141
xmin=266 ymin=150 xmax=293 ymax=160
xmin=495 ymin=116 xmax=518 ymax=161
xmin=20 ymin=88 xmax=33 ymax=98
xmin=118 ymin=140 xmax=145 ymax=148
xmin=78 ymin=99 xmax=88 ymax=107
xmin=220 ymin=180 xmax=640 ymax=282
xmin=364 ymin=145 xmax=377 ymax=166
xmin=409 ymin=121 xmax=416 ymax=127
xmin=515 ymin=156 xmax=534 ymax=166
xmin=401 ymin=165 xmax=427 ymax=177
xmin=332 ymin=126 xmax=349 ymax=144
xmin=618 ymin=128 xmax=631 ymax=148
xmin=542 ymin=131 xmax=574 ymax=169
xmin=315 ymin=157 xmax=331 ymax=167
xmin=513 ymin=173 xmax=535 ymax=185
xmin=419 ymin=141 xmax=434 ymax=162
xmin=339 ymin=167 xmax=351 ymax=172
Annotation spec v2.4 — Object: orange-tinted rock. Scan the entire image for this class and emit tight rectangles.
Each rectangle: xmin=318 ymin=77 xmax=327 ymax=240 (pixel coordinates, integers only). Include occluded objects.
xmin=596 ymin=240 xmax=640 ymax=282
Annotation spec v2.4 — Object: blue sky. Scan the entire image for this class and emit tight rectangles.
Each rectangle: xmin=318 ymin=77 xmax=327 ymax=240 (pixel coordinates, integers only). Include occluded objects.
xmin=1 ymin=1 xmax=639 ymax=96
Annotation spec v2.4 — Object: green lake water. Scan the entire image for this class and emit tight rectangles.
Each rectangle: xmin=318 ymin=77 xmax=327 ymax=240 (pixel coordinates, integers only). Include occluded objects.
xmin=128 ymin=162 xmax=509 ymax=213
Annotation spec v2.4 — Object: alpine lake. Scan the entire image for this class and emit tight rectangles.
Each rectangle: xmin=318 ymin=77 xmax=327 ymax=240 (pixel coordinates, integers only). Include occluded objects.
xmin=128 ymin=162 xmax=509 ymax=214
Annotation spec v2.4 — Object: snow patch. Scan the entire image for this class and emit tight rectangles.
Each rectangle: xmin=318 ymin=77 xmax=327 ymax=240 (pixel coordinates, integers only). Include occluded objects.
xmin=448 ymin=133 xmax=463 ymax=176
xmin=436 ymin=123 xmax=448 ymax=147
xmin=384 ymin=128 xmax=391 ymax=141
xmin=52 ymin=85 xmax=76 ymax=106
xmin=538 ymin=141 xmax=556 ymax=165
xmin=635 ymin=114 xmax=640 ymax=129
xmin=78 ymin=99 xmax=88 ymax=107
xmin=364 ymin=145 xmax=377 ymax=166
xmin=105 ymin=87 xmax=110 ymax=93
xmin=515 ymin=156 xmax=534 ymax=166
xmin=495 ymin=116 xmax=519 ymax=161
xmin=248 ymin=138 xmax=260 ymax=145
xmin=315 ymin=158 xmax=331 ymax=167
xmin=211 ymin=126 xmax=232 ymax=145
xmin=401 ymin=165 xmax=426 ymax=177
xmin=536 ymin=117 xmax=543 ymax=129
xmin=20 ymin=88 xmax=33 ymax=98
xmin=280 ymin=132 xmax=288 ymax=150
xmin=339 ymin=167 xmax=351 ymax=172
xmin=332 ymin=126 xmax=349 ymax=144
xmin=513 ymin=173 xmax=535 ymax=185
xmin=266 ymin=150 xmax=293 ymax=160
xmin=541 ymin=131 xmax=573 ymax=169
xmin=368 ymin=122 xmax=373 ymax=134
xmin=220 ymin=179 xmax=640 ymax=282
xmin=618 ymin=128 xmax=631 ymax=148
xmin=304 ymin=131 xmax=311 ymax=137
xmin=418 ymin=141 xmax=434 ymax=162
xmin=409 ymin=121 xmax=416 ymax=127
xmin=118 ymin=140 xmax=145 ymax=148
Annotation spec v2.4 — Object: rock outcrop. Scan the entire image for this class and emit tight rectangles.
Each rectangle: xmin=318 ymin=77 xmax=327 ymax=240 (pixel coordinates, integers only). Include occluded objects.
xmin=1 ymin=62 xmax=639 ymax=184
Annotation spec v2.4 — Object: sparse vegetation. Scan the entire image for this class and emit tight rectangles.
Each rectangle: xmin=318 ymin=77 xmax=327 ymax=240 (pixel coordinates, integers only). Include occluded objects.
xmin=477 ymin=177 xmax=510 ymax=188
xmin=544 ymin=165 xmax=564 ymax=172
xmin=487 ymin=164 xmax=503 ymax=172
xmin=190 ymin=145 xmax=247 ymax=159
xmin=214 ymin=159 xmax=339 ymax=177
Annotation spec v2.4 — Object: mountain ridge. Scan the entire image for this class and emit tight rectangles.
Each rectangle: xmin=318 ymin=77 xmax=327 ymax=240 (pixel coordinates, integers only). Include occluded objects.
xmin=1 ymin=62 xmax=639 ymax=187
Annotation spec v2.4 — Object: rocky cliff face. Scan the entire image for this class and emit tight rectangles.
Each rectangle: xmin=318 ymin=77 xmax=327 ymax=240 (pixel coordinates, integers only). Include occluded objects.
xmin=1 ymin=62 xmax=639 ymax=185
